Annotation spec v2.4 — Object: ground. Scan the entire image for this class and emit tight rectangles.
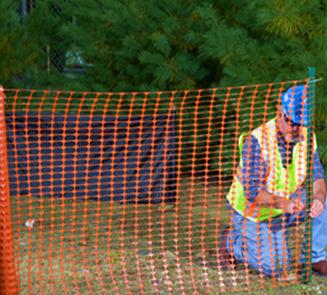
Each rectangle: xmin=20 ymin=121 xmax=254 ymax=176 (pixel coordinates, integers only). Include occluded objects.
xmin=10 ymin=179 xmax=327 ymax=294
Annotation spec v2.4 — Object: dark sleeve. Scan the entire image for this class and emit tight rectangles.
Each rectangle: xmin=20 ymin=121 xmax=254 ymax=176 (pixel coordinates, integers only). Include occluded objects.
xmin=313 ymin=150 xmax=326 ymax=181
xmin=241 ymin=135 xmax=268 ymax=202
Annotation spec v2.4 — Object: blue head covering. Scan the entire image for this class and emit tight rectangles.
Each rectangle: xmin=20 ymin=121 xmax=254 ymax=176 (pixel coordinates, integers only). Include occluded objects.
xmin=281 ymin=85 xmax=309 ymax=126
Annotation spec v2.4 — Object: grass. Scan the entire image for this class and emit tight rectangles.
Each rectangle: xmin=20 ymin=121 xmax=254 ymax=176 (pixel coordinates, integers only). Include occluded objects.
xmin=10 ymin=179 xmax=327 ymax=294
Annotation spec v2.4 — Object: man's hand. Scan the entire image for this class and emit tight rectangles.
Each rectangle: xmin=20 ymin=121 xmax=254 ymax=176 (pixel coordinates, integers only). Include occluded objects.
xmin=282 ymin=199 xmax=305 ymax=214
xmin=310 ymin=199 xmax=324 ymax=218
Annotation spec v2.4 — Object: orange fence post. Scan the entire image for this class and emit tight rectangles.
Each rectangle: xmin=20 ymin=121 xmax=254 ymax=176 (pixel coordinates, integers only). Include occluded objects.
xmin=0 ymin=86 xmax=19 ymax=295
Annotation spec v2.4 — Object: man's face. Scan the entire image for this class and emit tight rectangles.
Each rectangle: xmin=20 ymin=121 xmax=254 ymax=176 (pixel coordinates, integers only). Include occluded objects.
xmin=281 ymin=112 xmax=303 ymax=141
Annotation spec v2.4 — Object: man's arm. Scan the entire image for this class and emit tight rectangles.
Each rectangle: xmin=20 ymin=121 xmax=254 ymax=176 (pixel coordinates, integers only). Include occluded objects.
xmin=255 ymin=170 xmax=327 ymax=216
xmin=314 ymin=178 xmax=327 ymax=204
xmin=310 ymin=178 xmax=327 ymax=218
xmin=258 ymin=169 xmax=327 ymax=215
xmin=255 ymin=189 xmax=305 ymax=214
xmin=241 ymin=135 xmax=305 ymax=213
xmin=240 ymin=135 xmax=267 ymax=202
xmin=310 ymin=149 xmax=326 ymax=218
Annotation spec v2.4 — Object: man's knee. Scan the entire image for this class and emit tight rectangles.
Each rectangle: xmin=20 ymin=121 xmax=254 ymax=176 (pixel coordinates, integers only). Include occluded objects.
xmin=248 ymin=255 xmax=288 ymax=277
xmin=245 ymin=239 xmax=289 ymax=277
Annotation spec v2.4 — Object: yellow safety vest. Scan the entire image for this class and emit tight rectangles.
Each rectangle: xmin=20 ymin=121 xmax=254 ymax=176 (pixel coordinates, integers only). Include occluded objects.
xmin=226 ymin=118 xmax=316 ymax=222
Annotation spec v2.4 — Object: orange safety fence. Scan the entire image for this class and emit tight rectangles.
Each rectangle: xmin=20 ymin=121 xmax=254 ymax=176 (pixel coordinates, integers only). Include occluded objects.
xmin=0 ymin=78 xmax=317 ymax=294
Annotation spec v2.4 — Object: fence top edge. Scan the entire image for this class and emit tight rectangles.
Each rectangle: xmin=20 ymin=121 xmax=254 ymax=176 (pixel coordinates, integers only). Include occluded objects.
xmin=3 ymin=78 xmax=318 ymax=96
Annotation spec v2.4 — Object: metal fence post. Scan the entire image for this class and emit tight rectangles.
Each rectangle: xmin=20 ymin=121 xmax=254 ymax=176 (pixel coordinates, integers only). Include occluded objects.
xmin=302 ymin=67 xmax=316 ymax=283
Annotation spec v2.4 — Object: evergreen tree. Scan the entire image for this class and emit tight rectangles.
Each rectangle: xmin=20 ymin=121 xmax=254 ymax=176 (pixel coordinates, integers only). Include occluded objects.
xmin=19 ymin=0 xmax=73 ymax=88
xmin=64 ymin=0 xmax=326 ymax=170
xmin=0 ymin=0 xmax=36 ymax=86
xmin=198 ymin=0 xmax=327 ymax=169
xmin=2 ymin=0 xmax=326 ymax=171
xmin=64 ymin=0 xmax=219 ymax=92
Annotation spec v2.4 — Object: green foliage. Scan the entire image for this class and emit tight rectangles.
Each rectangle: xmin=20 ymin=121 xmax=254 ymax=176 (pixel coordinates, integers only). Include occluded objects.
xmin=60 ymin=0 xmax=217 ymax=91
xmin=0 ymin=0 xmax=36 ymax=85
xmin=2 ymin=0 xmax=327 ymax=174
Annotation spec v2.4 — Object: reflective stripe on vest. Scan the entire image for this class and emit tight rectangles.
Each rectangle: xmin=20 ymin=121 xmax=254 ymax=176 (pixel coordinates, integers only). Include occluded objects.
xmin=226 ymin=118 xmax=316 ymax=222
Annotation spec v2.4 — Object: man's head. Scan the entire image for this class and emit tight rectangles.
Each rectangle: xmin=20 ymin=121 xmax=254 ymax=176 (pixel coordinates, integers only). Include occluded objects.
xmin=279 ymin=85 xmax=309 ymax=141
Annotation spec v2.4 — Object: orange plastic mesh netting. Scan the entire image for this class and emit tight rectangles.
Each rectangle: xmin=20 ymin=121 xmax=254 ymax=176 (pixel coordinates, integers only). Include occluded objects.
xmin=0 ymin=78 xmax=316 ymax=294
